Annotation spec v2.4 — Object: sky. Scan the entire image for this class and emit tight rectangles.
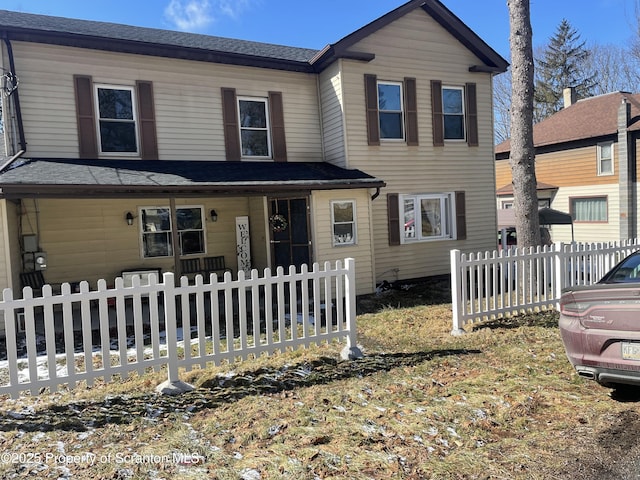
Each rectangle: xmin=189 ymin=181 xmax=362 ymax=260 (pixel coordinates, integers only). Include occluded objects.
xmin=0 ymin=0 xmax=637 ymax=59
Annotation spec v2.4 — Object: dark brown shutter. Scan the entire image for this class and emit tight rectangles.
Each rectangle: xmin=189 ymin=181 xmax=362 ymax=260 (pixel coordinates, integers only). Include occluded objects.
xmin=455 ymin=191 xmax=466 ymax=240
xmin=269 ymin=91 xmax=287 ymax=162
xmin=387 ymin=193 xmax=400 ymax=245
xmin=431 ymin=80 xmax=444 ymax=147
xmin=221 ymin=87 xmax=241 ymax=161
xmin=465 ymin=83 xmax=478 ymax=147
xmin=74 ymin=75 xmax=98 ymax=158
xmin=404 ymin=77 xmax=418 ymax=146
xmin=364 ymin=74 xmax=380 ymax=146
xmin=136 ymin=80 xmax=158 ymax=160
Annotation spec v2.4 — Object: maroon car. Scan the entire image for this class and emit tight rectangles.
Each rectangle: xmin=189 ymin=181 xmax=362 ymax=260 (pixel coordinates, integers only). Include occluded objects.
xmin=559 ymin=251 xmax=640 ymax=389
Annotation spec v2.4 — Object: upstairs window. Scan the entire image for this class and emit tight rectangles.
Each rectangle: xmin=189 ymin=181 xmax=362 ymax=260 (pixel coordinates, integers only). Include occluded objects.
xmin=597 ymin=142 xmax=614 ymax=176
xmin=377 ymin=81 xmax=404 ymax=140
xmin=331 ymin=200 xmax=356 ymax=246
xmin=140 ymin=206 xmax=205 ymax=258
xmin=95 ymin=85 xmax=138 ymax=154
xmin=442 ymin=86 xmax=465 ymax=140
xmin=238 ymin=97 xmax=271 ymax=158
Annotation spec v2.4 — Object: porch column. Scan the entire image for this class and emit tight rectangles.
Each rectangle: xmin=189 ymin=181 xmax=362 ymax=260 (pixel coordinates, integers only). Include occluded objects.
xmin=169 ymin=198 xmax=181 ymax=282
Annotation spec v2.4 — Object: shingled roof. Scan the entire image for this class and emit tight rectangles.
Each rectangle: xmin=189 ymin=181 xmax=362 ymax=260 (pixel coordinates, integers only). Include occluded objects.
xmin=0 ymin=158 xmax=385 ymax=198
xmin=496 ymin=91 xmax=640 ymax=156
xmin=0 ymin=0 xmax=507 ymax=74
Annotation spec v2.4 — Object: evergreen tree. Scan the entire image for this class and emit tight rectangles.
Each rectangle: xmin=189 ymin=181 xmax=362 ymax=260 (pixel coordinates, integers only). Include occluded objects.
xmin=534 ymin=19 xmax=597 ymax=122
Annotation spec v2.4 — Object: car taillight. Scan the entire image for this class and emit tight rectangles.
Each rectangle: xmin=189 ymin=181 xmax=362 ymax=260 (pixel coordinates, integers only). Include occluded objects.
xmin=559 ymin=292 xmax=589 ymax=317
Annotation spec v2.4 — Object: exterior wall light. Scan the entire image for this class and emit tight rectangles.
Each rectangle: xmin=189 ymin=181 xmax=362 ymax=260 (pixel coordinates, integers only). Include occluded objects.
xmin=126 ymin=211 xmax=135 ymax=226
xmin=210 ymin=209 xmax=218 ymax=222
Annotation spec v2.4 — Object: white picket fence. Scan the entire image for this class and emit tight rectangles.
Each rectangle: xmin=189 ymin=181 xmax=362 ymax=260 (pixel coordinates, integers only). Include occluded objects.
xmin=450 ymin=239 xmax=640 ymax=334
xmin=0 ymin=259 xmax=357 ymax=398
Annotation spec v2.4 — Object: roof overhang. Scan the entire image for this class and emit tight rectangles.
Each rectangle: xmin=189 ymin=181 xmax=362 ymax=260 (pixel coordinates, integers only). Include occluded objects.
xmin=0 ymin=158 xmax=386 ymax=199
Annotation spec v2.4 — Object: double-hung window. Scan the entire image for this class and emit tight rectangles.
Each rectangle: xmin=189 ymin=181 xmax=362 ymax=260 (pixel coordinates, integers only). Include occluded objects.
xmin=597 ymin=142 xmax=614 ymax=176
xmin=442 ymin=86 xmax=465 ymax=140
xmin=331 ymin=200 xmax=356 ymax=246
xmin=401 ymin=193 xmax=455 ymax=242
xmin=140 ymin=206 xmax=205 ymax=258
xmin=95 ymin=85 xmax=138 ymax=154
xmin=377 ymin=81 xmax=404 ymax=140
xmin=238 ymin=97 xmax=271 ymax=158
xmin=570 ymin=197 xmax=608 ymax=223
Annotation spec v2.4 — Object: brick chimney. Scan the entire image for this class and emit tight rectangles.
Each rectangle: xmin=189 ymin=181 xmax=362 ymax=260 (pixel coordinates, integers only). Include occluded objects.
xmin=563 ymin=87 xmax=577 ymax=108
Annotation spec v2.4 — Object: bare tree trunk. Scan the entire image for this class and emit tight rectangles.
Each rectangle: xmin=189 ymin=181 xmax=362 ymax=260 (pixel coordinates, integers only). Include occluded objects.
xmin=508 ymin=0 xmax=540 ymax=247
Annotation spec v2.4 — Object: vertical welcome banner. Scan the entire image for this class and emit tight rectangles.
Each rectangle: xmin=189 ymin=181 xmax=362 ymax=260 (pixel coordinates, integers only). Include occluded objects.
xmin=236 ymin=216 xmax=251 ymax=274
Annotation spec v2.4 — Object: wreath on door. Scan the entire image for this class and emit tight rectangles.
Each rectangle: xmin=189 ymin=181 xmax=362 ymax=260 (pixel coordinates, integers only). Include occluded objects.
xmin=269 ymin=214 xmax=288 ymax=233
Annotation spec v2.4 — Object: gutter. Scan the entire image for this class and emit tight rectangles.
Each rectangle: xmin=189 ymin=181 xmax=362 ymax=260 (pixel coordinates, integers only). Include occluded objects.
xmin=0 ymin=148 xmax=24 ymax=174
xmin=2 ymin=35 xmax=27 ymax=152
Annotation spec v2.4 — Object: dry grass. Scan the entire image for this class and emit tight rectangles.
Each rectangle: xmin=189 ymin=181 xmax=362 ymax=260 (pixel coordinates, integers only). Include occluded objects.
xmin=1 ymin=283 xmax=639 ymax=479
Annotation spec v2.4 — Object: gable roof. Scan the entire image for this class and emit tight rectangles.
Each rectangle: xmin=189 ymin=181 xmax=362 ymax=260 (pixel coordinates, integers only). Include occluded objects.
xmin=0 ymin=158 xmax=385 ymax=198
xmin=496 ymin=91 xmax=640 ymax=155
xmin=0 ymin=0 xmax=507 ymax=74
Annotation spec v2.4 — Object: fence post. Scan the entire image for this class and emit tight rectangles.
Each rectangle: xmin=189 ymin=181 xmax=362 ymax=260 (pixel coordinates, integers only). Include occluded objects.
xmin=554 ymin=243 xmax=564 ymax=309
xmin=340 ymin=258 xmax=363 ymax=360
xmin=450 ymin=249 xmax=465 ymax=336
xmin=156 ymin=272 xmax=194 ymax=395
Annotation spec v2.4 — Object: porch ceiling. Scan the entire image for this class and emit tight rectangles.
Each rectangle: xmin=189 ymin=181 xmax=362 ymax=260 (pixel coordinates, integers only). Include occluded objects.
xmin=0 ymin=158 xmax=385 ymax=198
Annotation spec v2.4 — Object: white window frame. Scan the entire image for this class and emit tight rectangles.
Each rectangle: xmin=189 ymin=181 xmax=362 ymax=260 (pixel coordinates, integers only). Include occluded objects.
xmin=237 ymin=96 xmax=272 ymax=159
xmin=377 ymin=80 xmax=405 ymax=141
xmin=400 ymin=193 xmax=456 ymax=243
xmin=442 ymin=86 xmax=466 ymax=141
xmin=331 ymin=200 xmax=357 ymax=246
xmin=597 ymin=142 xmax=614 ymax=176
xmin=94 ymin=84 xmax=139 ymax=156
xmin=139 ymin=205 xmax=206 ymax=258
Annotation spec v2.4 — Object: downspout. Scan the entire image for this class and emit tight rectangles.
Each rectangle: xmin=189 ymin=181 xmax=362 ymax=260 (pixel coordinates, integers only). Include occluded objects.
xmin=2 ymin=35 xmax=27 ymax=153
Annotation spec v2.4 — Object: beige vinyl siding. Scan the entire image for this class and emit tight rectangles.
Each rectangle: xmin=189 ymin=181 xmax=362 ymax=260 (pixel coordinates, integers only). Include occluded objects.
xmin=549 ymin=184 xmax=620 ymax=243
xmin=18 ymin=197 xmax=253 ymax=286
xmin=319 ymin=60 xmax=347 ymax=167
xmin=8 ymin=42 xmax=323 ymax=162
xmin=339 ymin=9 xmax=498 ymax=280
xmin=311 ymin=190 xmax=375 ymax=295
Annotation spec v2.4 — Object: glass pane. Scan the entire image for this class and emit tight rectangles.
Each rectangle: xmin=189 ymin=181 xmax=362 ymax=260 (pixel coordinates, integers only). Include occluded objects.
xmin=241 ymin=130 xmax=269 ymax=156
xmin=143 ymin=232 xmax=171 ymax=257
xmin=404 ymin=198 xmax=416 ymax=239
xmin=99 ymin=121 xmax=137 ymax=152
xmin=98 ymin=88 xmax=133 ymax=120
xmin=292 ymin=246 xmax=310 ymax=268
xmin=142 ymin=208 xmax=171 ymax=232
xmin=443 ymin=115 xmax=464 ymax=139
xmin=176 ymin=208 xmax=202 ymax=231
xmin=442 ymin=88 xmax=463 ymax=114
xmin=420 ymin=198 xmax=442 ymax=237
xmin=333 ymin=224 xmax=354 ymax=244
xmin=239 ymin=100 xmax=266 ymax=128
xmin=600 ymin=144 xmax=611 ymax=159
xmin=180 ymin=231 xmax=204 ymax=255
xmin=333 ymin=202 xmax=354 ymax=223
xmin=379 ymin=112 xmax=403 ymax=139
xmin=378 ymin=83 xmax=401 ymax=111
xmin=572 ymin=198 xmax=607 ymax=221
xmin=600 ymin=158 xmax=612 ymax=174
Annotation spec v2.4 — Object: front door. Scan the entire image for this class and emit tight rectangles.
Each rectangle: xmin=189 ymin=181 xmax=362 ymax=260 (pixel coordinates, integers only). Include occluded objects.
xmin=268 ymin=197 xmax=311 ymax=270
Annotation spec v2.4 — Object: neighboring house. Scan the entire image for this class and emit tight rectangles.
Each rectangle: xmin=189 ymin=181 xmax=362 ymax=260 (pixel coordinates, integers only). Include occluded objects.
xmin=495 ymin=89 xmax=640 ymax=244
xmin=0 ymin=0 xmax=507 ymax=297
